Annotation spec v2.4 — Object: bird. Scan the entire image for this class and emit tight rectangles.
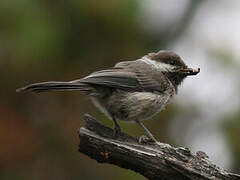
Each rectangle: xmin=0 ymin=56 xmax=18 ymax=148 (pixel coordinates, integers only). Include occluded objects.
xmin=17 ymin=50 xmax=200 ymax=144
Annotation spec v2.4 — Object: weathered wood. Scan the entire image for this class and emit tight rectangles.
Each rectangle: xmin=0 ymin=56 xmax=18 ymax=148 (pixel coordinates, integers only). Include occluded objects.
xmin=78 ymin=114 xmax=240 ymax=180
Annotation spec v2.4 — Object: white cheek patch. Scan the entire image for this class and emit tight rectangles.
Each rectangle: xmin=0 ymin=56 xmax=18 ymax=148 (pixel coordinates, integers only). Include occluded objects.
xmin=141 ymin=56 xmax=175 ymax=72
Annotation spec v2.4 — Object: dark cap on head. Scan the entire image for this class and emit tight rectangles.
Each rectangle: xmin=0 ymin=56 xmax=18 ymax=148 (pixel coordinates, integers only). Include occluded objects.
xmin=147 ymin=50 xmax=187 ymax=68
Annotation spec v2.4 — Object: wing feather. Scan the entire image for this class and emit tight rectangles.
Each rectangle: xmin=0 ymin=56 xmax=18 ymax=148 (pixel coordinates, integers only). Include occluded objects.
xmin=74 ymin=69 xmax=140 ymax=90
xmin=73 ymin=60 xmax=165 ymax=93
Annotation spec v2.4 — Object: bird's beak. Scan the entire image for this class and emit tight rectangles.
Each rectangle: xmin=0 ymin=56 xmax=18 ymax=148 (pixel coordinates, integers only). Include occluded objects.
xmin=178 ymin=67 xmax=200 ymax=76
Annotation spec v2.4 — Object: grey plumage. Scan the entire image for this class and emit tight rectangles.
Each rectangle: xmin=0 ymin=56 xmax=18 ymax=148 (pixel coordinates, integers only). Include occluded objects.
xmin=17 ymin=50 xmax=200 ymax=143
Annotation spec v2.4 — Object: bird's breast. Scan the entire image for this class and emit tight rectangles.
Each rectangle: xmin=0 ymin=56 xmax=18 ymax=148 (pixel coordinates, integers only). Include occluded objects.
xmin=106 ymin=90 xmax=173 ymax=122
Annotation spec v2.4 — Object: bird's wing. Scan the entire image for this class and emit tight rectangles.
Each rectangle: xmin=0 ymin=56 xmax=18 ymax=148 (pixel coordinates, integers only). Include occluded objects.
xmin=74 ymin=60 xmax=165 ymax=92
xmin=77 ymin=69 xmax=140 ymax=90
xmin=116 ymin=60 xmax=167 ymax=92
xmin=134 ymin=71 xmax=164 ymax=92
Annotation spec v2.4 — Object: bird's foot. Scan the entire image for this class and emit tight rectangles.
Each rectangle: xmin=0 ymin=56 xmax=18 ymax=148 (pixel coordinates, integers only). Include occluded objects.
xmin=138 ymin=136 xmax=171 ymax=147
xmin=113 ymin=126 xmax=121 ymax=139
xmin=138 ymin=135 xmax=157 ymax=144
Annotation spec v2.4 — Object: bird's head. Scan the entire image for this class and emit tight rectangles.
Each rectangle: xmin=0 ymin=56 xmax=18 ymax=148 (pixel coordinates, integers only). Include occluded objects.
xmin=143 ymin=50 xmax=200 ymax=89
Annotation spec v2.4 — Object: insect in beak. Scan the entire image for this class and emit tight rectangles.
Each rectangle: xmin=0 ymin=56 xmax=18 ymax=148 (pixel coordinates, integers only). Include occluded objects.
xmin=178 ymin=67 xmax=200 ymax=76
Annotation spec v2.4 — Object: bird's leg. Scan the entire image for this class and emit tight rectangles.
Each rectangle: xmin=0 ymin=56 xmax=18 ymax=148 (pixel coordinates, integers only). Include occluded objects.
xmin=112 ymin=117 xmax=121 ymax=138
xmin=136 ymin=119 xmax=158 ymax=144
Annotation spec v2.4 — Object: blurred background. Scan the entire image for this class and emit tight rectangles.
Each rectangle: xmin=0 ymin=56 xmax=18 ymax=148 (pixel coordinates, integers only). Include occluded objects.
xmin=1 ymin=0 xmax=240 ymax=179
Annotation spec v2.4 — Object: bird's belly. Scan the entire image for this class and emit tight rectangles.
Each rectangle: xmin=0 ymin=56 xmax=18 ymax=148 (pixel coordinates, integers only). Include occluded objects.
xmin=107 ymin=91 xmax=172 ymax=122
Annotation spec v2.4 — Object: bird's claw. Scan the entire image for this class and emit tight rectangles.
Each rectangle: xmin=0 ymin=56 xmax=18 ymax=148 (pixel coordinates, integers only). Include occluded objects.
xmin=113 ymin=126 xmax=121 ymax=139
xmin=138 ymin=135 xmax=156 ymax=144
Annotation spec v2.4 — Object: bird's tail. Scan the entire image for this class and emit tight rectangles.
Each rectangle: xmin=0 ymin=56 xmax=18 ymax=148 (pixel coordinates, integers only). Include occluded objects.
xmin=16 ymin=81 xmax=90 ymax=93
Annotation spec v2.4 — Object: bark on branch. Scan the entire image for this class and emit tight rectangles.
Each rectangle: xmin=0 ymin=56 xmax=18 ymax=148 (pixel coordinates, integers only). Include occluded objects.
xmin=78 ymin=114 xmax=240 ymax=180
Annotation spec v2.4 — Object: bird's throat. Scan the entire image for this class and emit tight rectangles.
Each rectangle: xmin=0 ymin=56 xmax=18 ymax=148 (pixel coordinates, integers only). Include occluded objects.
xmin=164 ymin=72 xmax=186 ymax=91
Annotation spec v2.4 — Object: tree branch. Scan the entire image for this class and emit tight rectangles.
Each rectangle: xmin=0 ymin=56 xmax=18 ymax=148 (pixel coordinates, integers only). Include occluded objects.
xmin=78 ymin=114 xmax=240 ymax=180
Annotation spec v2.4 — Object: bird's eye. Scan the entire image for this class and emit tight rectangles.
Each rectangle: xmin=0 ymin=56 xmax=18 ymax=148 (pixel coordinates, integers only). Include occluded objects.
xmin=169 ymin=61 xmax=175 ymax=65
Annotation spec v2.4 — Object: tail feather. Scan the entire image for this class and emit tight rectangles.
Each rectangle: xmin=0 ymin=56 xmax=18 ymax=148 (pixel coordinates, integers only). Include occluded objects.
xmin=16 ymin=81 xmax=90 ymax=93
